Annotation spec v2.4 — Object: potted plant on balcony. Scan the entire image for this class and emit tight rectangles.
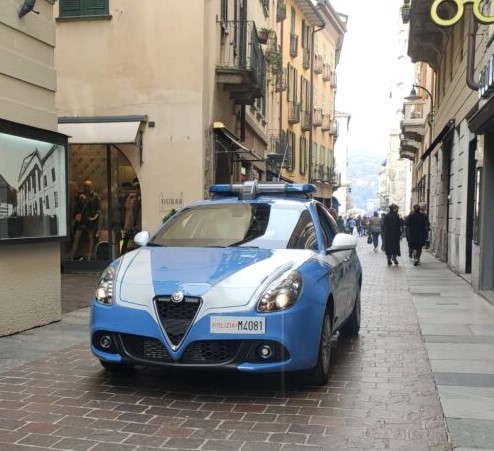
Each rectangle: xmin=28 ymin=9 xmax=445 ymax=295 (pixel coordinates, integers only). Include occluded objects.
xmin=258 ymin=27 xmax=273 ymax=45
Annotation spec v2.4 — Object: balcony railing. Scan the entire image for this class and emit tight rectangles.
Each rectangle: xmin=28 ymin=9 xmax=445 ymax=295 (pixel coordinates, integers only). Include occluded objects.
xmin=275 ymin=69 xmax=286 ymax=92
xmin=401 ymin=100 xmax=426 ymax=141
xmin=329 ymin=119 xmax=339 ymax=137
xmin=267 ymin=129 xmax=290 ymax=168
xmin=322 ymin=63 xmax=331 ymax=81
xmin=288 ymin=100 xmax=300 ymax=123
xmin=290 ymin=33 xmax=298 ymax=57
xmin=321 ymin=113 xmax=331 ymax=131
xmin=301 ymin=110 xmax=311 ymax=131
xmin=330 ymin=71 xmax=337 ymax=88
xmin=312 ymin=163 xmax=324 ymax=181
xmin=302 ymin=48 xmax=310 ymax=70
xmin=216 ymin=20 xmax=264 ymax=104
xmin=313 ymin=108 xmax=322 ymax=127
xmin=314 ymin=54 xmax=323 ymax=74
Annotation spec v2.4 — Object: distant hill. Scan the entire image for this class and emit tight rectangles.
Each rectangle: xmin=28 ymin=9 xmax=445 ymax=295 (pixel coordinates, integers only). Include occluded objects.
xmin=346 ymin=152 xmax=383 ymax=212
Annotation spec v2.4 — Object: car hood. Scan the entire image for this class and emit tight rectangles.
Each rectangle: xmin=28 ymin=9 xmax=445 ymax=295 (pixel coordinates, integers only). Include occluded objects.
xmin=117 ymin=246 xmax=313 ymax=309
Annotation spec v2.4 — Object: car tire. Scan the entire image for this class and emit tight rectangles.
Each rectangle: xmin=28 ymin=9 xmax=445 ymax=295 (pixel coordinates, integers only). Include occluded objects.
xmin=306 ymin=308 xmax=332 ymax=386
xmin=339 ymin=290 xmax=361 ymax=337
xmin=99 ymin=360 xmax=134 ymax=373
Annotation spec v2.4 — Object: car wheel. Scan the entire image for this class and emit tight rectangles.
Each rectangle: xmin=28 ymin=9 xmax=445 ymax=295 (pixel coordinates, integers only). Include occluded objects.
xmin=339 ymin=290 xmax=361 ymax=337
xmin=99 ymin=360 xmax=134 ymax=373
xmin=306 ymin=308 xmax=332 ymax=386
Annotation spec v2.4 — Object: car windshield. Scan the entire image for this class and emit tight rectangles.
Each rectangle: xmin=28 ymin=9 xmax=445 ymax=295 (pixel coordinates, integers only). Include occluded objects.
xmin=150 ymin=202 xmax=304 ymax=249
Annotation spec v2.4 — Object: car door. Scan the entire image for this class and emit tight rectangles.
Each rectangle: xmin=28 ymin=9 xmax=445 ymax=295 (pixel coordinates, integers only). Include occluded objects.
xmin=323 ymin=207 xmax=359 ymax=319
xmin=314 ymin=205 xmax=347 ymax=329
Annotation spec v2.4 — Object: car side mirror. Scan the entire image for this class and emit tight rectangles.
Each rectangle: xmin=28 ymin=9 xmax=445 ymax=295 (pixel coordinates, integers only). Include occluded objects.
xmin=326 ymin=233 xmax=357 ymax=255
xmin=134 ymin=231 xmax=150 ymax=247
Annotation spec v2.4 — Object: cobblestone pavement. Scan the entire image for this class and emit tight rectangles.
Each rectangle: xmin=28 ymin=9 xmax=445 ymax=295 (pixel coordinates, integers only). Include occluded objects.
xmin=0 ymin=239 xmax=452 ymax=450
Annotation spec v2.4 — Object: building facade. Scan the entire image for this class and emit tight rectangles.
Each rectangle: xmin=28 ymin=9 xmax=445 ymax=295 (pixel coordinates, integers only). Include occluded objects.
xmin=403 ymin=1 xmax=494 ymax=301
xmin=0 ymin=0 xmax=67 ymax=336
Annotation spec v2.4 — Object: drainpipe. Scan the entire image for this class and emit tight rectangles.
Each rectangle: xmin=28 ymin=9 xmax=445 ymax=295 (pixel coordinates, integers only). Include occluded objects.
xmin=308 ymin=23 xmax=324 ymax=184
xmin=466 ymin=4 xmax=480 ymax=91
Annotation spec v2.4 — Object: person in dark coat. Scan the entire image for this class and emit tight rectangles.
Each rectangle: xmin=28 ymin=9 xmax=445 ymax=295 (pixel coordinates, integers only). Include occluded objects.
xmin=407 ymin=203 xmax=427 ymax=266
xmin=382 ymin=204 xmax=402 ymax=266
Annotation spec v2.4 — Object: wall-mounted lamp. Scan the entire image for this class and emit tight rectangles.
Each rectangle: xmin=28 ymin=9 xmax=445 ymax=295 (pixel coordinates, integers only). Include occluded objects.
xmin=405 ymin=83 xmax=434 ymax=124
xmin=18 ymin=0 xmax=39 ymax=18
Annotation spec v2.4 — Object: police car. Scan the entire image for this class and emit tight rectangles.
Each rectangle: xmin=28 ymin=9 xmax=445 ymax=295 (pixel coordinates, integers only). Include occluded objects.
xmin=90 ymin=181 xmax=362 ymax=385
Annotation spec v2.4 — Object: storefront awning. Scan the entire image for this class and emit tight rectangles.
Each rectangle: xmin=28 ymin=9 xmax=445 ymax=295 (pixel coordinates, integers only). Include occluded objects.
xmin=213 ymin=122 xmax=264 ymax=162
xmin=415 ymin=119 xmax=455 ymax=171
xmin=58 ymin=116 xmax=147 ymax=144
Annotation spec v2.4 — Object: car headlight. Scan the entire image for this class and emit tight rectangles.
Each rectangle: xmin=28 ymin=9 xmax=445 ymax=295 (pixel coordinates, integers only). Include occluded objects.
xmin=257 ymin=270 xmax=303 ymax=312
xmin=95 ymin=265 xmax=116 ymax=305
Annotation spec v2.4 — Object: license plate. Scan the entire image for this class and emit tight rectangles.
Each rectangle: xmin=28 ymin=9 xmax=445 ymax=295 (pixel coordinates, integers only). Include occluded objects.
xmin=210 ymin=317 xmax=266 ymax=335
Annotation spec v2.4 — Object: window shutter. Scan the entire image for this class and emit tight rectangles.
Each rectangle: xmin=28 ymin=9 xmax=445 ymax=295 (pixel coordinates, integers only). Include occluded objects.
xmin=60 ymin=0 xmax=82 ymax=17
xmin=86 ymin=0 xmax=109 ymax=15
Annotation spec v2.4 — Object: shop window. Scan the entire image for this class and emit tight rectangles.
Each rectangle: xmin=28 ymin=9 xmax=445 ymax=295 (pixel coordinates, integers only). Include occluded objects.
xmin=59 ymin=0 xmax=109 ymax=18
xmin=0 ymin=119 xmax=68 ymax=242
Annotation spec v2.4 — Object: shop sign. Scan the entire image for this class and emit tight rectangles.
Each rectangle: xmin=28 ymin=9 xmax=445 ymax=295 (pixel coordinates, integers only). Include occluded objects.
xmin=431 ymin=0 xmax=494 ymax=27
xmin=479 ymin=54 xmax=494 ymax=99
xmin=159 ymin=192 xmax=184 ymax=212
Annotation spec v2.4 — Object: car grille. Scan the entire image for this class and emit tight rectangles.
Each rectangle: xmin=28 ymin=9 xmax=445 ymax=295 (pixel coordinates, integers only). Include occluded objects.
xmin=154 ymin=295 xmax=202 ymax=347
xmin=120 ymin=334 xmax=172 ymax=362
xmin=120 ymin=334 xmax=241 ymax=365
xmin=182 ymin=340 xmax=241 ymax=363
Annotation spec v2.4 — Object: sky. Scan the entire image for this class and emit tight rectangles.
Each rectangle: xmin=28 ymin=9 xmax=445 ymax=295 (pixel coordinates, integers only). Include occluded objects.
xmin=327 ymin=0 xmax=402 ymax=158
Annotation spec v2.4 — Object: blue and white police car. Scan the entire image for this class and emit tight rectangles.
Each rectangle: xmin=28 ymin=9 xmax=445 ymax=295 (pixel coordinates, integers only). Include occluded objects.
xmin=90 ymin=181 xmax=362 ymax=385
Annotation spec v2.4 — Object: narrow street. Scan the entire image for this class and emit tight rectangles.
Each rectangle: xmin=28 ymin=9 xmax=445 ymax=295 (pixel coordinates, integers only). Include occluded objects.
xmin=1 ymin=238 xmax=493 ymax=450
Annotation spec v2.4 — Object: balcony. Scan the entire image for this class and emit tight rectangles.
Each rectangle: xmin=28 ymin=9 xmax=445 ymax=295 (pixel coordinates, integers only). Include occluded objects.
xmin=408 ymin=0 xmax=450 ymax=70
xmin=321 ymin=113 xmax=331 ymax=131
xmin=399 ymin=139 xmax=419 ymax=161
xmin=302 ymin=47 xmax=310 ymax=70
xmin=313 ymin=108 xmax=322 ymax=127
xmin=330 ymin=170 xmax=341 ymax=188
xmin=314 ymin=54 xmax=323 ymax=74
xmin=267 ymin=129 xmax=290 ymax=168
xmin=329 ymin=119 xmax=339 ymax=137
xmin=322 ymin=63 xmax=331 ymax=81
xmin=276 ymin=0 xmax=286 ymax=22
xmin=288 ymin=100 xmax=300 ymax=123
xmin=312 ymin=163 xmax=323 ymax=181
xmin=301 ymin=110 xmax=311 ymax=131
xmin=275 ymin=69 xmax=286 ymax=92
xmin=401 ymin=100 xmax=426 ymax=142
xmin=289 ymin=33 xmax=298 ymax=57
xmin=330 ymin=71 xmax=337 ymax=89
xmin=216 ymin=20 xmax=264 ymax=105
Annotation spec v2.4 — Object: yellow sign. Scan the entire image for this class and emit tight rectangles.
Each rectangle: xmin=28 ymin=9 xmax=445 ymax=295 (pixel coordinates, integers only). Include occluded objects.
xmin=431 ymin=0 xmax=494 ymax=26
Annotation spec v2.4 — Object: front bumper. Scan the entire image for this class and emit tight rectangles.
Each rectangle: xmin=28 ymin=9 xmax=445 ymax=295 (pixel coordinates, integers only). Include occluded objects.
xmin=90 ymin=298 xmax=323 ymax=373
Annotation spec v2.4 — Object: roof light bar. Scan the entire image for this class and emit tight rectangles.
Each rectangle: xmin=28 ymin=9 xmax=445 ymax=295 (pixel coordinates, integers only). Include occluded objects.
xmin=209 ymin=181 xmax=316 ymax=199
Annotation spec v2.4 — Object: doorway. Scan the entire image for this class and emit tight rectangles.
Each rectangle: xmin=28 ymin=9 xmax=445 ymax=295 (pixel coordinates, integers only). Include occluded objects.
xmin=61 ymin=144 xmax=141 ymax=273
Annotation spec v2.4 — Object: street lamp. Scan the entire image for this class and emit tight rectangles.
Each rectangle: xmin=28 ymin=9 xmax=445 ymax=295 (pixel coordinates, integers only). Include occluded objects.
xmin=405 ymin=83 xmax=434 ymax=125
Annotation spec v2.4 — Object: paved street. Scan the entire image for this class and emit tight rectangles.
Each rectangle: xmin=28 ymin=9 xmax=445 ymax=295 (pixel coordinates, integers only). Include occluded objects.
xmin=1 ymin=238 xmax=494 ymax=450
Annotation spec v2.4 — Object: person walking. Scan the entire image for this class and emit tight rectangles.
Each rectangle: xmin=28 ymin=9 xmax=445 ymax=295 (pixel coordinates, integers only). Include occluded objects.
xmin=382 ymin=204 xmax=402 ymax=266
xmin=407 ymin=203 xmax=428 ymax=266
xmin=368 ymin=211 xmax=382 ymax=252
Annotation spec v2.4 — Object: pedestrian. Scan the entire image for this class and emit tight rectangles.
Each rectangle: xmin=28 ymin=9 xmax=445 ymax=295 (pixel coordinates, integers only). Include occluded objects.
xmin=368 ymin=211 xmax=382 ymax=252
xmin=382 ymin=204 xmax=402 ymax=266
xmin=407 ymin=203 xmax=427 ymax=266
xmin=337 ymin=215 xmax=345 ymax=232
xmin=347 ymin=216 xmax=356 ymax=235
xmin=380 ymin=212 xmax=386 ymax=250
xmin=419 ymin=201 xmax=431 ymax=249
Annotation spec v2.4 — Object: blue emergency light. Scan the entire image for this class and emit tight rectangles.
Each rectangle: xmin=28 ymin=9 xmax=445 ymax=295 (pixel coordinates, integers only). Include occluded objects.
xmin=209 ymin=181 xmax=316 ymax=200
